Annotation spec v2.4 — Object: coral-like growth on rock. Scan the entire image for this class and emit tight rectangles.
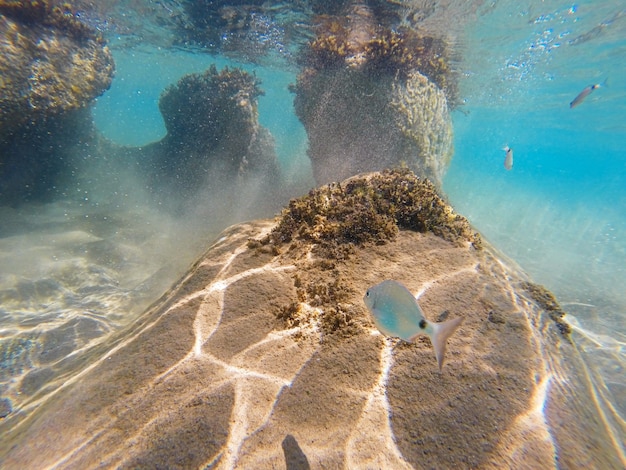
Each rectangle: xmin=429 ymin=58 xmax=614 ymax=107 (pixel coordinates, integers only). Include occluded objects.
xmin=521 ymin=281 xmax=572 ymax=337
xmin=391 ymin=70 xmax=454 ymax=180
xmin=159 ymin=64 xmax=263 ymax=145
xmin=303 ymin=15 xmax=455 ymax=102
xmin=255 ymin=168 xmax=481 ymax=260
xmin=291 ymin=66 xmax=454 ymax=187
xmin=253 ymin=169 xmax=480 ymax=338
xmin=291 ymin=5 xmax=456 ymax=188
xmin=0 ymin=0 xmax=113 ymax=129
xmin=146 ymin=64 xmax=279 ymax=203
xmin=0 ymin=0 xmax=103 ymax=43
xmin=0 ymin=0 xmax=114 ymax=204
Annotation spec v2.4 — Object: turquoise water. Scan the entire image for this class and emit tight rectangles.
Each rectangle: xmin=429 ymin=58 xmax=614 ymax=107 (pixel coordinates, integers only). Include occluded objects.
xmin=445 ymin=1 xmax=626 ymax=422
xmin=1 ymin=0 xmax=624 ymax=454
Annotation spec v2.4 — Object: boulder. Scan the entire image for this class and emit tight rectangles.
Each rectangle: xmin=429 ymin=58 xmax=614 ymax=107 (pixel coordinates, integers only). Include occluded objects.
xmin=139 ymin=65 xmax=280 ymax=202
xmin=0 ymin=170 xmax=621 ymax=468
xmin=0 ymin=0 xmax=114 ymax=203
xmin=0 ymin=1 xmax=113 ymax=132
xmin=292 ymin=3 xmax=455 ymax=187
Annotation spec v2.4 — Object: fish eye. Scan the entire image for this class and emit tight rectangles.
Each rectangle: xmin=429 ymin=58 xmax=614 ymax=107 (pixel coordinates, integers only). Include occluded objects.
xmin=365 ymin=290 xmax=370 ymax=297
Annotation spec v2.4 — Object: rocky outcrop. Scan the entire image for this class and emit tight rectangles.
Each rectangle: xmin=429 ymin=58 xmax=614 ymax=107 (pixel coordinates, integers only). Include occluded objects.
xmin=0 ymin=47 xmax=280 ymax=208
xmin=292 ymin=3 xmax=455 ymax=187
xmin=1 ymin=170 xmax=621 ymax=469
xmin=0 ymin=1 xmax=114 ymax=132
xmin=0 ymin=0 xmax=114 ymax=204
xmin=138 ymin=65 xmax=280 ymax=202
xmin=0 ymin=3 xmax=279 ymax=207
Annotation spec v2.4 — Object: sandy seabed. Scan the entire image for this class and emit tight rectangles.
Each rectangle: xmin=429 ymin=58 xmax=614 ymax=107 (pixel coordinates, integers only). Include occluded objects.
xmin=0 ymin=219 xmax=623 ymax=469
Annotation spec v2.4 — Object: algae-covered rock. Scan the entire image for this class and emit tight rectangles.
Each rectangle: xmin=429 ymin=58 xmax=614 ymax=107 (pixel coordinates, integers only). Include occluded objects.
xmin=391 ymin=70 xmax=454 ymax=183
xmin=260 ymin=168 xmax=480 ymax=258
xmin=1 ymin=170 xmax=621 ymax=469
xmin=141 ymin=64 xmax=280 ymax=200
xmin=292 ymin=3 xmax=455 ymax=187
xmin=159 ymin=65 xmax=263 ymax=147
xmin=0 ymin=0 xmax=114 ymax=134
xmin=0 ymin=0 xmax=114 ymax=204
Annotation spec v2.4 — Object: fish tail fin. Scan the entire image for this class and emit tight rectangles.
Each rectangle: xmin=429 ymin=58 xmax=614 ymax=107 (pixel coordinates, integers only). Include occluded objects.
xmin=502 ymin=145 xmax=510 ymax=152
xmin=601 ymin=77 xmax=609 ymax=88
xmin=430 ymin=317 xmax=463 ymax=371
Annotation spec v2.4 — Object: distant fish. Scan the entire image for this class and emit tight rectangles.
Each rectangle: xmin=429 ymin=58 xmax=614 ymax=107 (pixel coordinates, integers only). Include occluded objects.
xmin=503 ymin=146 xmax=513 ymax=170
xmin=364 ymin=280 xmax=463 ymax=371
xmin=570 ymin=79 xmax=608 ymax=108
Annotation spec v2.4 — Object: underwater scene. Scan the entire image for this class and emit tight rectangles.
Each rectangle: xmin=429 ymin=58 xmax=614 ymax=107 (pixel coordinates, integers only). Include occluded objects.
xmin=0 ymin=0 xmax=624 ymax=468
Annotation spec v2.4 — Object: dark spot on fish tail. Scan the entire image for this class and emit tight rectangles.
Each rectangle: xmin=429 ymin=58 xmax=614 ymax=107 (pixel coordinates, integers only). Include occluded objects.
xmin=419 ymin=319 xmax=427 ymax=329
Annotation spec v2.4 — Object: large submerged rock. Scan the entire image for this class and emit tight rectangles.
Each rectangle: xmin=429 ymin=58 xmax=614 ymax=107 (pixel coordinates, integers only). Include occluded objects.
xmin=0 ymin=170 xmax=622 ymax=469
xmin=137 ymin=65 xmax=280 ymax=202
xmin=292 ymin=3 xmax=455 ymax=187
xmin=0 ymin=1 xmax=113 ymax=132
xmin=0 ymin=0 xmax=114 ymax=204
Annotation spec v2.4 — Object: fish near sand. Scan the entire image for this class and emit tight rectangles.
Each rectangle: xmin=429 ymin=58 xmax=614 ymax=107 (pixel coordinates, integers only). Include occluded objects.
xmin=570 ymin=79 xmax=607 ymax=108
xmin=503 ymin=146 xmax=513 ymax=170
xmin=364 ymin=280 xmax=463 ymax=371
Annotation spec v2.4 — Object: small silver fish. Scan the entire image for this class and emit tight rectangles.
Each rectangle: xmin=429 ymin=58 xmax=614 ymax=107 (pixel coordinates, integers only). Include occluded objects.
xmin=503 ymin=146 xmax=513 ymax=170
xmin=364 ymin=280 xmax=463 ymax=371
xmin=570 ymin=79 xmax=607 ymax=108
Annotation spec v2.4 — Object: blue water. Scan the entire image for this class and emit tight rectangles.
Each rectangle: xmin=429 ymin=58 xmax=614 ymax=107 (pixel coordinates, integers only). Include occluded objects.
xmin=445 ymin=1 xmax=626 ymax=334
xmin=1 ymin=0 xmax=624 ymax=454
xmin=445 ymin=1 xmax=626 ymax=424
